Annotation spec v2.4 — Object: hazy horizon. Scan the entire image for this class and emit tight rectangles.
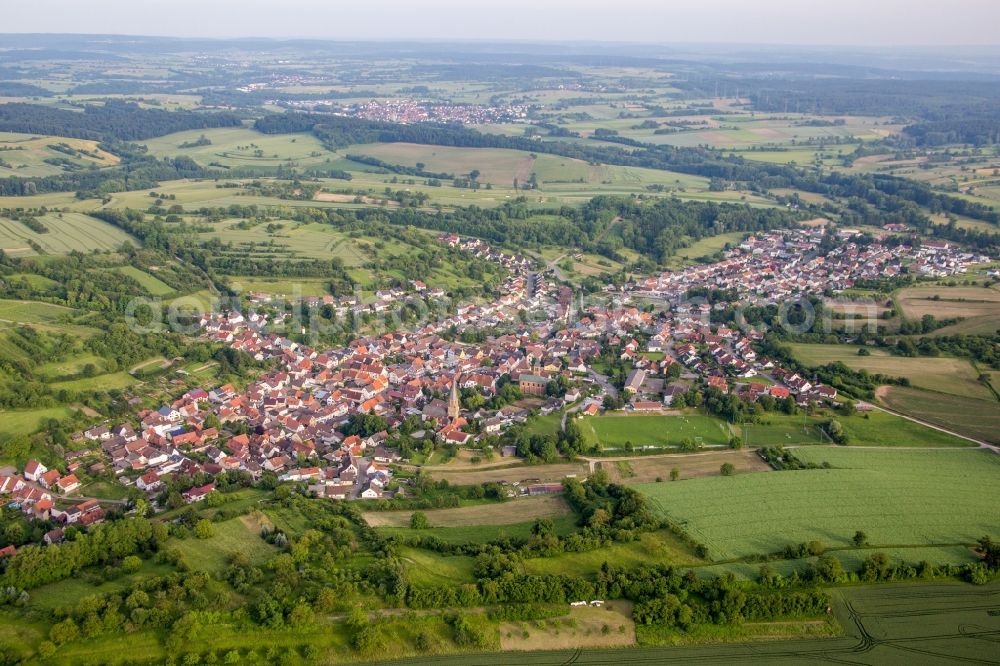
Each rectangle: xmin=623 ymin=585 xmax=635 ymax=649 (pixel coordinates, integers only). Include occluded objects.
xmin=4 ymin=0 xmax=1000 ymax=47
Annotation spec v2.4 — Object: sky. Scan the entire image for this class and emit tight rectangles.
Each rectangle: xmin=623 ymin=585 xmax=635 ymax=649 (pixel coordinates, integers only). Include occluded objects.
xmin=4 ymin=0 xmax=1000 ymax=47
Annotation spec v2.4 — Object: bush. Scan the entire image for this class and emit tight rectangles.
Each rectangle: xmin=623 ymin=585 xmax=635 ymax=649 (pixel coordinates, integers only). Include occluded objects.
xmin=195 ymin=520 xmax=214 ymax=539
xmin=122 ymin=555 xmax=142 ymax=574
xmin=410 ymin=512 xmax=429 ymax=529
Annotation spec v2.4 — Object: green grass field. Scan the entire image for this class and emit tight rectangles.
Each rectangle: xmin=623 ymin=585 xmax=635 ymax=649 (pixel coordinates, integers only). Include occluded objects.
xmin=27 ymin=560 xmax=174 ymax=611
xmin=580 ymin=414 xmax=734 ymax=449
xmin=639 ymin=448 xmax=1000 ymax=560
xmin=168 ymin=516 xmax=278 ymax=574
xmin=399 ymin=547 xmax=477 ymax=586
xmin=662 ymin=232 xmax=747 ymax=269
xmin=523 ymin=414 xmax=562 ymax=438
xmin=49 ymin=371 xmax=136 ymax=392
xmin=114 ymin=265 xmax=175 ymax=296
xmin=0 ymin=405 xmax=74 ymax=440
xmin=738 ymin=417 xmax=826 ymax=446
xmin=787 ymin=342 xmax=993 ymax=401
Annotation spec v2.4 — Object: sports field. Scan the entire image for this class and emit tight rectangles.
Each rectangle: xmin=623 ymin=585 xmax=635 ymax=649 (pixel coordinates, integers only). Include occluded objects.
xmin=638 ymin=448 xmax=1000 ymax=560
xmin=580 ymin=414 xmax=734 ymax=449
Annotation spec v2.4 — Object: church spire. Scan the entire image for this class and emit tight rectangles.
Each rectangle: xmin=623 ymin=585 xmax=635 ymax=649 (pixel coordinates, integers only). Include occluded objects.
xmin=448 ymin=374 xmax=461 ymax=420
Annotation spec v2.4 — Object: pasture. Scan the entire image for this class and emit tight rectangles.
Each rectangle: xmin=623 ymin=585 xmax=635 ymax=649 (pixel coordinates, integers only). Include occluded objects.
xmin=638 ymin=448 xmax=1000 ymax=560
xmin=0 ymin=212 xmax=137 ymax=255
xmin=579 ymin=414 xmax=734 ymax=449
xmin=787 ymin=342 xmax=993 ymax=401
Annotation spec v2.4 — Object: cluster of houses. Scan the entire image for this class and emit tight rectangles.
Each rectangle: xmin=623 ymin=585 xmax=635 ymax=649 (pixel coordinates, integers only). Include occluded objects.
xmin=0 ymin=458 xmax=108 ymax=555
xmin=630 ymin=229 xmax=985 ymax=305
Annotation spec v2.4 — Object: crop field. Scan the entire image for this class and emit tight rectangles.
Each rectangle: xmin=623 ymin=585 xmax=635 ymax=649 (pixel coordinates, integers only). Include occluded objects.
xmin=142 ymin=127 xmax=334 ymax=169
xmin=880 ymin=386 xmax=1000 ymax=444
xmin=579 ymin=414 xmax=735 ymax=449
xmin=639 ymin=448 xmax=1000 ymax=560
xmin=195 ymin=220 xmax=480 ymax=291
xmin=898 ymin=285 xmax=1000 ymax=318
xmin=0 ymin=212 xmax=138 ymax=255
xmin=897 ymin=284 xmax=1000 ymax=334
xmin=602 ymin=449 xmax=773 ymax=484
xmin=838 ymin=409 xmax=977 ymax=447
xmin=363 ymin=495 xmax=572 ymax=528
xmin=786 ymin=342 xmax=993 ymax=400
xmin=0 ymin=131 xmax=119 ymax=177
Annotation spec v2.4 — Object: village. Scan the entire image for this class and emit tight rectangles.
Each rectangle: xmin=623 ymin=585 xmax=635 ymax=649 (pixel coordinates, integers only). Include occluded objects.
xmin=0 ymin=227 xmax=986 ymax=555
xmin=277 ymin=98 xmax=530 ymax=125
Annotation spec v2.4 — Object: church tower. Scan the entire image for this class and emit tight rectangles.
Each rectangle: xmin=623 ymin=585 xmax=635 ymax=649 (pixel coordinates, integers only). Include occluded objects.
xmin=447 ymin=374 xmax=461 ymax=420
